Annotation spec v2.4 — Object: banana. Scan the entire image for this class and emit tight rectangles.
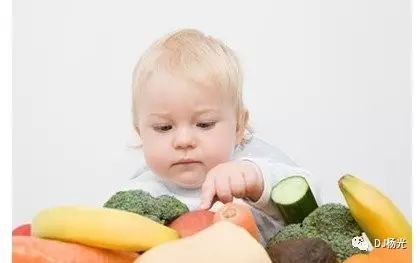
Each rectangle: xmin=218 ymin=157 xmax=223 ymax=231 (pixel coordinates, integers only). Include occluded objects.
xmin=32 ymin=206 xmax=179 ymax=251
xmin=338 ymin=175 xmax=411 ymax=246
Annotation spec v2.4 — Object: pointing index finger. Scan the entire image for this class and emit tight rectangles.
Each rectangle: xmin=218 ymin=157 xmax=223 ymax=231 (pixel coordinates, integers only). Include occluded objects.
xmin=200 ymin=176 xmax=216 ymax=209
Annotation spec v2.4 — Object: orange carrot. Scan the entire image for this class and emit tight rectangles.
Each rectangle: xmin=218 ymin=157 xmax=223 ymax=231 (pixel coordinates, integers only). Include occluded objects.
xmin=369 ymin=247 xmax=411 ymax=263
xmin=13 ymin=236 xmax=139 ymax=263
xmin=213 ymin=202 xmax=260 ymax=241
xmin=343 ymin=248 xmax=411 ymax=263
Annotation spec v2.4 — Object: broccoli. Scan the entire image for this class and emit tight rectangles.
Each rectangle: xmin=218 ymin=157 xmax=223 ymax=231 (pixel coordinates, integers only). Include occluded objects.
xmin=302 ymin=203 xmax=362 ymax=239
xmin=103 ymin=189 xmax=189 ymax=224
xmin=267 ymin=203 xmax=365 ymax=262
xmin=155 ymin=195 xmax=190 ymax=223
xmin=302 ymin=203 xmax=364 ymax=262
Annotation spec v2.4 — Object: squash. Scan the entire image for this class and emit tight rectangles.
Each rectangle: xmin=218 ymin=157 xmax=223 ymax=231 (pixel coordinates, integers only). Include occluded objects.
xmin=135 ymin=221 xmax=272 ymax=263
xmin=12 ymin=236 xmax=138 ymax=263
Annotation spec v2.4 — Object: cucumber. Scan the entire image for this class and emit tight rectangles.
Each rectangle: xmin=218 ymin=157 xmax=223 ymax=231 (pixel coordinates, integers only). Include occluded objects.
xmin=271 ymin=175 xmax=318 ymax=224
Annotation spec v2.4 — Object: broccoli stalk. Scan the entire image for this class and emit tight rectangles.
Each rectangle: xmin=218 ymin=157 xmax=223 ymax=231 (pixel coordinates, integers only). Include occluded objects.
xmin=103 ymin=189 xmax=189 ymax=225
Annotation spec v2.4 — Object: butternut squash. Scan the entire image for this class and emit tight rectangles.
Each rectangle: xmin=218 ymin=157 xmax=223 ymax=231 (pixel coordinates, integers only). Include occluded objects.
xmin=135 ymin=221 xmax=272 ymax=263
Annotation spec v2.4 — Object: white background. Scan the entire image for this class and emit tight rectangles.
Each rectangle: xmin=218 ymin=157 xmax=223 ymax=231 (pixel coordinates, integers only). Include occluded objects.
xmin=13 ymin=0 xmax=411 ymax=226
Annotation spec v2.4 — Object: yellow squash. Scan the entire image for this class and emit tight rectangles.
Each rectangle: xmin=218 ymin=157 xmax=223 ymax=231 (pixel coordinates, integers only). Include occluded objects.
xmin=136 ymin=221 xmax=272 ymax=263
xmin=32 ymin=206 xmax=179 ymax=251
xmin=339 ymin=175 xmax=411 ymax=246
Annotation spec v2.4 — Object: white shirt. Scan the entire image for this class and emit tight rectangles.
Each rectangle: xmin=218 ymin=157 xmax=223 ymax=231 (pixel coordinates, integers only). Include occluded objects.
xmin=118 ymin=135 xmax=321 ymax=246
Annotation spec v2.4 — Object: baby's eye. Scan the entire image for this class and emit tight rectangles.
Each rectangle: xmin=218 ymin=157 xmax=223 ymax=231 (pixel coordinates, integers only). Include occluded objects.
xmin=196 ymin=122 xmax=216 ymax=129
xmin=153 ymin=125 xmax=173 ymax=132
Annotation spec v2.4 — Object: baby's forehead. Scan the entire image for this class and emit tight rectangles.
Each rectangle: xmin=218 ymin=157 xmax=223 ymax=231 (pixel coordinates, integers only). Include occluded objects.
xmin=137 ymin=72 xmax=237 ymax=117
xmin=143 ymin=70 xmax=234 ymax=99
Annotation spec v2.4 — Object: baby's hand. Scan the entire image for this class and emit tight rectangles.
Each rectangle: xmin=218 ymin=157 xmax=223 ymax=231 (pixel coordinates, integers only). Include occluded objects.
xmin=200 ymin=160 xmax=264 ymax=209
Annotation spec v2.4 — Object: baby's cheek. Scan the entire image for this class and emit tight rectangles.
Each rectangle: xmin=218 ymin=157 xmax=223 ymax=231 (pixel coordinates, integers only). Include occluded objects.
xmin=143 ymin=145 xmax=170 ymax=175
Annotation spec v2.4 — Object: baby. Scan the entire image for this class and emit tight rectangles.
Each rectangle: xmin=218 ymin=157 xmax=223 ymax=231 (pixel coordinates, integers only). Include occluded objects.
xmin=124 ymin=29 xmax=318 ymax=245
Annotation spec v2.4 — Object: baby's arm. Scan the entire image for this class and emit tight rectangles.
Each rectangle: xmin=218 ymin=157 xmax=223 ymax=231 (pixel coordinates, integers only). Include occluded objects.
xmin=239 ymin=157 xmax=320 ymax=245
xmin=200 ymin=157 xmax=318 ymax=212
xmin=239 ymin=157 xmax=319 ymax=220
xmin=199 ymin=158 xmax=318 ymax=244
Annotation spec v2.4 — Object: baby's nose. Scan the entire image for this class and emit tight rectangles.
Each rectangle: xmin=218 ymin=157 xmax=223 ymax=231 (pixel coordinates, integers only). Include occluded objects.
xmin=173 ymin=127 xmax=197 ymax=149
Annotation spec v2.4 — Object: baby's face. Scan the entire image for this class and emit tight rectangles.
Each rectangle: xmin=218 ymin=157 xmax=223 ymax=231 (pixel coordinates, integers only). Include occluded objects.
xmin=136 ymin=71 xmax=240 ymax=188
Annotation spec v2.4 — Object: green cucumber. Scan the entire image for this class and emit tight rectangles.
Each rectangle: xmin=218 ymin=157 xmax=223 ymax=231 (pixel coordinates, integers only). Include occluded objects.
xmin=271 ymin=175 xmax=318 ymax=224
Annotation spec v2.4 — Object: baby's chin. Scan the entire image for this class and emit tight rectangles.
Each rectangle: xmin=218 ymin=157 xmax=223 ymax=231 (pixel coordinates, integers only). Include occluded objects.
xmin=170 ymin=172 xmax=206 ymax=189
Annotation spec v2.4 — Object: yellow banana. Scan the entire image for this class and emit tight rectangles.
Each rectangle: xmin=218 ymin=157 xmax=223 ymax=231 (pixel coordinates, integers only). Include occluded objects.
xmin=338 ymin=174 xmax=411 ymax=246
xmin=32 ymin=206 xmax=179 ymax=251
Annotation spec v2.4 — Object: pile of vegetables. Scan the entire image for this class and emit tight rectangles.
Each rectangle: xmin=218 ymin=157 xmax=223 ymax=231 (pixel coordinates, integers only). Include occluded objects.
xmin=12 ymin=174 xmax=412 ymax=263
xmin=265 ymin=174 xmax=412 ymax=263
xmin=13 ymin=192 xmax=270 ymax=262
xmin=12 ymin=191 xmax=190 ymax=262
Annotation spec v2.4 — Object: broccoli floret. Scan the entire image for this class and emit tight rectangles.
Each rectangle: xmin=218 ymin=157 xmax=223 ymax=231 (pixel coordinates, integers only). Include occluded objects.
xmin=103 ymin=190 xmax=157 ymax=219
xmin=268 ymin=203 xmax=365 ymax=262
xmin=302 ymin=203 xmax=364 ymax=262
xmin=303 ymin=203 xmax=362 ymax=239
xmin=103 ymin=189 xmax=189 ymax=224
xmin=155 ymin=195 xmax=189 ymax=222
xmin=266 ymin=224 xmax=306 ymax=249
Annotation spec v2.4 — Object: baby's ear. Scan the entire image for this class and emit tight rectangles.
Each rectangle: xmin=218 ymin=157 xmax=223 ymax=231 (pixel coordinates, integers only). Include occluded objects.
xmin=235 ymin=109 xmax=249 ymax=145
xmin=134 ymin=124 xmax=142 ymax=138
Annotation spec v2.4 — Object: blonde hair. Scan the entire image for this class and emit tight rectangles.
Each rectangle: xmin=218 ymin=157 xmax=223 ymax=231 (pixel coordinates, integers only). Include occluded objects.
xmin=131 ymin=29 xmax=252 ymax=147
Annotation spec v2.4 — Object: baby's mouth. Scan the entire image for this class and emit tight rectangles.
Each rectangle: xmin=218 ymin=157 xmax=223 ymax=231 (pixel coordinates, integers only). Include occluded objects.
xmin=172 ymin=158 xmax=201 ymax=166
xmin=172 ymin=161 xmax=201 ymax=166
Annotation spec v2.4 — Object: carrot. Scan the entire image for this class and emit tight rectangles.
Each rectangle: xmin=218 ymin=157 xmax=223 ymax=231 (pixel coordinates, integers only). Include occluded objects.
xmin=344 ymin=248 xmax=411 ymax=263
xmin=369 ymin=247 xmax=411 ymax=263
xmin=213 ymin=202 xmax=259 ymax=241
xmin=12 ymin=236 xmax=139 ymax=263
